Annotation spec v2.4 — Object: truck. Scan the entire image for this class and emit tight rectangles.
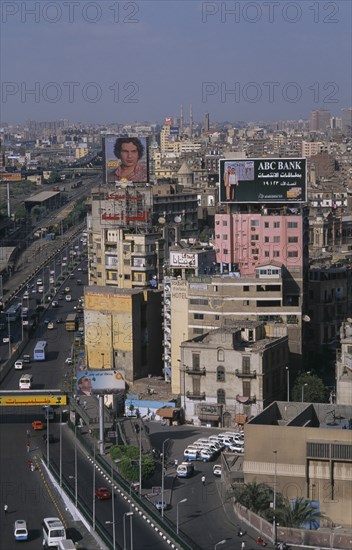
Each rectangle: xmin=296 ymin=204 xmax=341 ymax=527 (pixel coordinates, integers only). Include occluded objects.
xmin=65 ymin=313 xmax=78 ymax=332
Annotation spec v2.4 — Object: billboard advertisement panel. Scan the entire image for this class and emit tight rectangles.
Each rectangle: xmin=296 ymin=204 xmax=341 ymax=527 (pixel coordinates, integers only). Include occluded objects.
xmin=76 ymin=369 xmax=125 ymax=396
xmin=0 ymin=394 xmax=67 ymax=406
xmin=104 ymin=135 xmax=149 ymax=185
xmin=219 ymin=158 xmax=306 ymax=203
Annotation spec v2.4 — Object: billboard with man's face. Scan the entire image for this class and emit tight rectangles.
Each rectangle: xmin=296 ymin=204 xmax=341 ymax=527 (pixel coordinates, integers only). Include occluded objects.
xmin=104 ymin=135 xmax=149 ymax=185
xmin=76 ymin=369 xmax=125 ymax=396
xmin=219 ymin=158 xmax=306 ymax=203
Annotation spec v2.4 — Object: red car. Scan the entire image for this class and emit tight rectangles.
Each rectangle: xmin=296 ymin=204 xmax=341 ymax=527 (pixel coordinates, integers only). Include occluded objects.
xmin=95 ymin=487 xmax=112 ymax=500
xmin=32 ymin=420 xmax=44 ymax=430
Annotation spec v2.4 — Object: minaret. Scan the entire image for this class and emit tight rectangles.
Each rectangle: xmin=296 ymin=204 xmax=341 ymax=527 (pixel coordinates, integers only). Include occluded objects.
xmin=189 ymin=104 xmax=193 ymax=137
xmin=204 ymin=112 xmax=210 ymax=133
xmin=180 ymin=104 xmax=183 ymax=135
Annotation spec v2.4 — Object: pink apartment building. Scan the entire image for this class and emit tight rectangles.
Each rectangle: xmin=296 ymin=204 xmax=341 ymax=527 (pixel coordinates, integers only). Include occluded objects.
xmin=215 ymin=212 xmax=304 ymax=276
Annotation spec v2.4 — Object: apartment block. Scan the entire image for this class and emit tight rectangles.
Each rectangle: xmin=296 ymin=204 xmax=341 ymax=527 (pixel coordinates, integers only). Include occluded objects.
xmin=179 ymin=322 xmax=289 ymax=425
xmin=336 ymin=320 xmax=352 ymax=405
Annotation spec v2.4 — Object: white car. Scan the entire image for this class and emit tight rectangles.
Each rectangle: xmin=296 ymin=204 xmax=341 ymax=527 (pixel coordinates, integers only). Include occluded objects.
xmin=65 ymin=294 xmax=72 ymax=302
xmin=213 ymin=464 xmax=222 ymax=476
xmin=14 ymin=360 xmax=23 ymax=370
xmin=65 ymin=357 xmax=73 ymax=365
xmin=47 ymin=322 xmax=54 ymax=330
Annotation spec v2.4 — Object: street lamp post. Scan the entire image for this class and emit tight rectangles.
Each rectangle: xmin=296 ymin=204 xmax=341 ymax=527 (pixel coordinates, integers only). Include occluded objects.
xmin=59 ymin=410 xmax=62 ymax=487
xmin=176 ymin=498 xmax=187 ymax=535
xmin=74 ymin=425 xmax=78 ymax=508
xmin=111 ymin=463 xmax=116 ymax=550
xmin=215 ymin=540 xmax=226 ymax=550
xmin=138 ymin=419 xmax=142 ymax=496
xmin=286 ymin=366 xmax=290 ymax=402
xmin=92 ymin=444 xmax=96 ymax=532
xmin=46 ymin=411 xmax=50 ymax=467
xmin=123 ymin=511 xmax=133 ymax=550
xmin=272 ymin=450 xmax=278 ymax=545
xmin=161 ymin=438 xmax=170 ymax=519
xmin=301 ymin=383 xmax=308 ymax=402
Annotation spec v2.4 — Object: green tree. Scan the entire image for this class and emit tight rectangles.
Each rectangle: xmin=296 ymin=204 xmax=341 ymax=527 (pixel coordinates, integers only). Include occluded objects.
xmin=109 ymin=445 xmax=155 ymax=482
xmin=47 ymin=171 xmax=61 ymax=184
xmin=233 ymin=481 xmax=273 ymax=515
xmin=276 ymin=497 xmax=326 ymax=528
xmin=292 ymin=373 xmax=327 ymax=403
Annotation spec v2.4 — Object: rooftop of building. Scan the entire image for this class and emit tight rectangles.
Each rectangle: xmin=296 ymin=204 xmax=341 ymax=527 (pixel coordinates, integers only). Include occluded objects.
xmin=24 ymin=190 xmax=60 ymax=201
xmin=249 ymin=401 xmax=352 ymax=430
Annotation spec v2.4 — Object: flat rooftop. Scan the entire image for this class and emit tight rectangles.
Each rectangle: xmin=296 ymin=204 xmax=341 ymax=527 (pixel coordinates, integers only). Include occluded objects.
xmin=249 ymin=401 xmax=352 ymax=431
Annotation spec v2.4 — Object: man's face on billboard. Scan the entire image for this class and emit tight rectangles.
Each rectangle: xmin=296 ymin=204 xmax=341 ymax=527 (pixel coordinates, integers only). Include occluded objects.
xmin=120 ymin=142 xmax=139 ymax=167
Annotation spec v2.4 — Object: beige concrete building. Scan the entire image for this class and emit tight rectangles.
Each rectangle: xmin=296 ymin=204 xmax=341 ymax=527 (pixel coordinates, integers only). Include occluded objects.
xmin=336 ymin=320 xmax=352 ymax=405
xmin=244 ymin=401 xmax=352 ymax=527
xmin=88 ymin=187 xmax=164 ymax=288
xmin=167 ymin=267 xmax=301 ymax=396
xmin=84 ymin=286 xmax=163 ymax=382
xmin=179 ymin=323 xmax=289 ymax=425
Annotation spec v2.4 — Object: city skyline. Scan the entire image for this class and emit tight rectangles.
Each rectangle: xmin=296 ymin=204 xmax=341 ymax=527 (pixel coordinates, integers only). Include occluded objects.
xmin=1 ymin=1 xmax=351 ymax=123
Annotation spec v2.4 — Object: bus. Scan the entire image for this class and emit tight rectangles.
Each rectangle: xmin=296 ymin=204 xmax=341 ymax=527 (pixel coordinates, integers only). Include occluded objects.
xmin=65 ymin=313 xmax=78 ymax=332
xmin=34 ymin=340 xmax=47 ymax=361
xmin=42 ymin=517 xmax=66 ymax=548
xmin=6 ymin=303 xmax=21 ymax=322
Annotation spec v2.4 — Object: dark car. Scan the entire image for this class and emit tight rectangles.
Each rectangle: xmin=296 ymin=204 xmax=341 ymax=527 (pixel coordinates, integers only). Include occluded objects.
xmin=95 ymin=487 xmax=112 ymax=500
xmin=56 ymin=317 xmax=63 ymax=324
xmin=43 ymin=433 xmax=55 ymax=443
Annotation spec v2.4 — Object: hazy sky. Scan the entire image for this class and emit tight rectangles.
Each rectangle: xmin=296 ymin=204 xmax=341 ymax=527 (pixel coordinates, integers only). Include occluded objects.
xmin=1 ymin=0 xmax=351 ymax=124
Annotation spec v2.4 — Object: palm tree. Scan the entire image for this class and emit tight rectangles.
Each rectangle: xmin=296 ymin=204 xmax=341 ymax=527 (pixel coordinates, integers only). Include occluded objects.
xmin=276 ymin=497 xmax=326 ymax=528
xmin=234 ymin=481 xmax=273 ymax=515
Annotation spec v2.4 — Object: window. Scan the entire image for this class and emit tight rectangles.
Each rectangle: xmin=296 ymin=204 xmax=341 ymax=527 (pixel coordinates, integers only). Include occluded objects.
xmin=243 ymin=300 xmax=249 ymax=305
xmin=251 ymin=220 xmax=259 ymax=227
xmin=251 ymin=248 xmax=259 ymax=255
xmin=192 ymin=354 xmax=200 ymax=370
xmin=215 ymin=315 xmax=220 ymax=321
xmin=217 ymin=389 xmax=226 ymax=404
xmin=265 ymin=251 xmax=270 ymax=257
xmin=243 ymin=286 xmax=249 ymax=292
xmin=273 ymin=251 xmax=280 ymax=257
xmin=222 ymin=220 xmax=228 ymax=226
xmin=223 ymin=234 xmax=228 ymax=240
xmin=273 ymin=236 xmax=280 ymax=243
xmin=288 ymin=251 xmax=298 ymax=257
xmin=242 ymin=356 xmax=250 ymax=373
xmin=223 ymin=249 xmax=228 ymax=254
xmin=194 ymin=313 xmax=204 ymax=320
xmin=288 ymin=222 xmax=298 ymax=228
xmin=217 ymin=349 xmax=224 ymax=361
xmin=264 ymin=222 xmax=269 ymax=228
xmin=288 ymin=236 xmax=298 ymax=243
xmin=243 ymin=381 xmax=250 ymax=397
xmin=273 ymin=222 xmax=280 ymax=228
xmin=217 ymin=366 xmax=225 ymax=382
xmin=264 ymin=236 xmax=270 ymax=243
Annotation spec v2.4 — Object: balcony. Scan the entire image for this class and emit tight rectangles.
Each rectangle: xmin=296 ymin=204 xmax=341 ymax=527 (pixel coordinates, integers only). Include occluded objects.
xmin=186 ymin=391 xmax=206 ymax=400
xmin=235 ymin=369 xmax=257 ymax=379
xmin=185 ymin=367 xmax=206 ymax=375
xmin=236 ymin=394 xmax=256 ymax=404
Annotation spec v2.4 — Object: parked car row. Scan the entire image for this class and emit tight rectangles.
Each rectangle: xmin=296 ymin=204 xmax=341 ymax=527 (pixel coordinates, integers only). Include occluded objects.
xmin=183 ymin=431 xmax=244 ymax=463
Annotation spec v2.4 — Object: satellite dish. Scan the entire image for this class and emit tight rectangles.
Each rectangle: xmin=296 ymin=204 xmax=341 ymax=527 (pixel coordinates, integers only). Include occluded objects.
xmin=174 ymin=216 xmax=182 ymax=224
xmin=158 ymin=217 xmax=166 ymax=224
xmin=303 ymin=315 xmax=311 ymax=322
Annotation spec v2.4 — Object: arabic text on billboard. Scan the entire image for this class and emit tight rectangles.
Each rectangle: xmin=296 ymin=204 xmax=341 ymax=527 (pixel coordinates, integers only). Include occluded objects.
xmin=219 ymin=158 xmax=306 ymax=203
xmin=76 ymin=369 xmax=125 ymax=396
xmin=0 ymin=395 xmax=67 ymax=406
xmin=104 ymin=136 xmax=149 ymax=185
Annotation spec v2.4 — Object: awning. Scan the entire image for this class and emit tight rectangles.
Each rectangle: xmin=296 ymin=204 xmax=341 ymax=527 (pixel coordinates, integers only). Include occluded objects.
xmin=198 ymin=414 xmax=221 ymax=422
xmin=156 ymin=407 xmax=177 ymax=419
xmin=236 ymin=395 xmax=251 ymax=404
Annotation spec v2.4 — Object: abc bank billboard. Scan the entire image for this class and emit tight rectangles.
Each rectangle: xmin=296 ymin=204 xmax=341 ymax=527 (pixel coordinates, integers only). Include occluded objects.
xmin=219 ymin=158 xmax=306 ymax=204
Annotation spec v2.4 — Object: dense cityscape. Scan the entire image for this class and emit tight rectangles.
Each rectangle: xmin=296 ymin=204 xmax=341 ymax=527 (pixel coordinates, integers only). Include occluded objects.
xmin=0 ymin=105 xmax=351 ymax=550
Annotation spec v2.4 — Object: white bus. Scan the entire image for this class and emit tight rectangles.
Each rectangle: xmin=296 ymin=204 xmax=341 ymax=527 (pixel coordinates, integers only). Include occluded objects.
xmin=42 ymin=517 xmax=66 ymax=548
xmin=19 ymin=374 xmax=33 ymax=390
xmin=6 ymin=303 xmax=21 ymax=322
xmin=34 ymin=340 xmax=47 ymax=361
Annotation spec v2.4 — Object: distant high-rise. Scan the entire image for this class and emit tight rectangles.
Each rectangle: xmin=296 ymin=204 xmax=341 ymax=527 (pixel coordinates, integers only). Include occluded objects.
xmin=189 ymin=104 xmax=193 ymax=136
xmin=341 ymin=107 xmax=352 ymax=136
xmin=310 ymin=109 xmax=331 ymax=132
xmin=204 ymin=112 xmax=210 ymax=133
xmin=180 ymin=104 xmax=183 ymax=134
